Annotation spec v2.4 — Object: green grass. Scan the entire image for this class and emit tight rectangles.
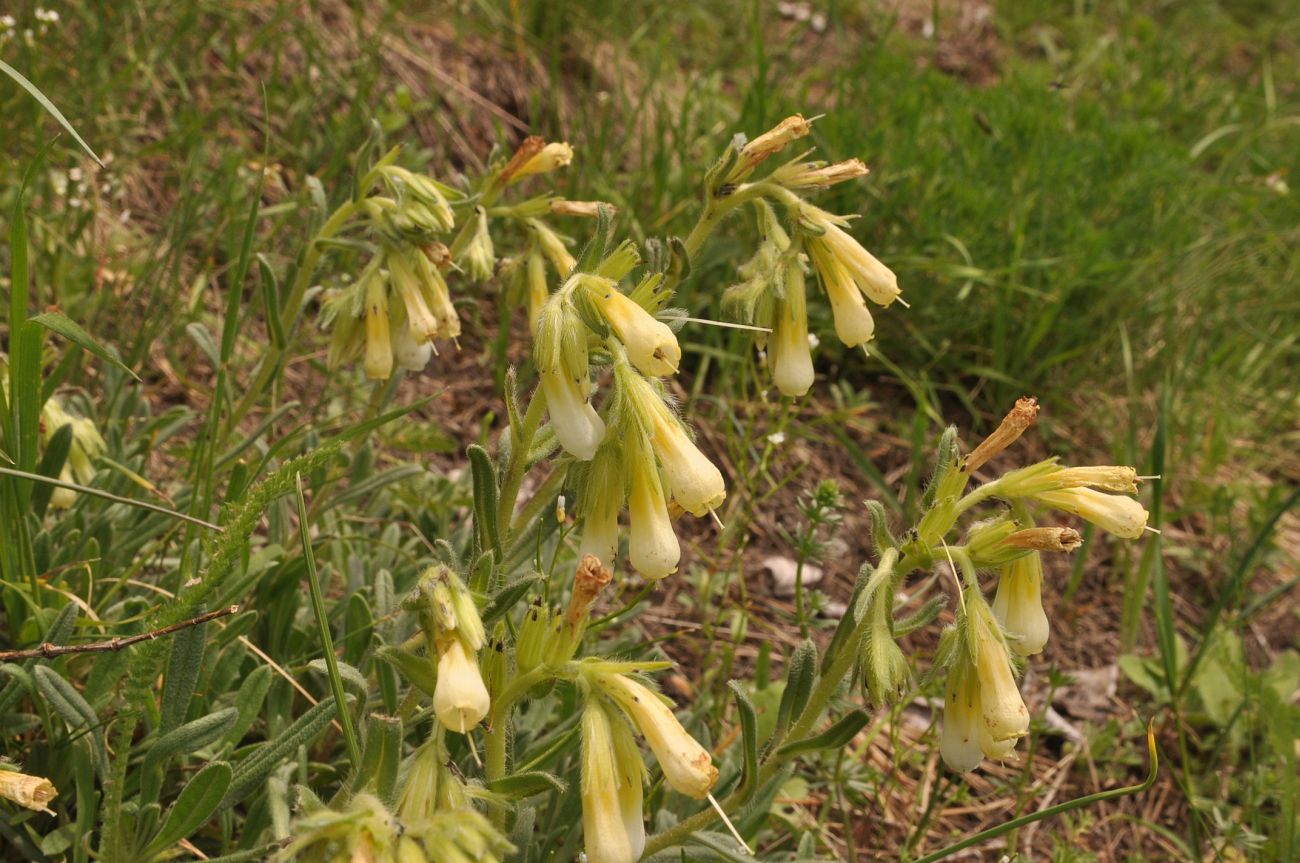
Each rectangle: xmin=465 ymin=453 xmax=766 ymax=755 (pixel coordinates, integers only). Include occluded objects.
xmin=2 ymin=0 xmax=1298 ymax=861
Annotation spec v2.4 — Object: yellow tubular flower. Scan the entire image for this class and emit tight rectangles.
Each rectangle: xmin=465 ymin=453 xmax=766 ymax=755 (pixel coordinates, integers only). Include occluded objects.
xmin=530 ymin=220 xmax=576 ymax=278
xmin=810 ymin=242 xmax=875 ymax=347
xmin=1053 ymin=465 xmax=1140 ymax=494
xmin=526 ymin=250 xmax=550 ymax=336
xmin=581 ymin=705 xmax=637 ymax=863
xmin=578 ymin=499 xmax=619 ymax=568
xmin=433 ymin=638 xmax=490 ymax=734
xmin=992 ymin=553 xmax=1050 ymax=656
xmin=939 ymin=663 xmax=984 ymax=773
xmin=590 ymin=283 xmax=681 ymax=377
xmin=515 ymin=142 xmax=575 ymax=180
xmin=1034 ymin=486 xmax=1149 ymax=539
xmin=627 ymin=455 xmax=679 ymax=579
xmin=970 ymin=598 xmax=1030 ymax=747
xmin=388 ymin=250 xmax=440 ymax=342
xmin=363 ymin=274 xmax=394 ymax=380
xmin=609 ymin=707 xmax=648 ymax=860
xmin=597 ymin=673 xmax=718 ymax=799
xmin=770 ymin=265 xmax=815 ymax=397
xmin=818 ymin=219 xmax=901 ymax=307
xmin=647 ymin=410 xmax=725 ymax=518
xmin=539 ymin=368 xmax=606 ymax=461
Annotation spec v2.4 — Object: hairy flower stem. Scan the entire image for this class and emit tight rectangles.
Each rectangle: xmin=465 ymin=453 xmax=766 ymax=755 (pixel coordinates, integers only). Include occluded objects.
xmin=227 ymin=197 xmax=366 ymax=436
xmin=681 ymin=183 xmax=786 ymax=272
xmin=484 ymin=665 xmax=555 ymax=826
xmin=642 ymin=550 xmax=903 ymax=858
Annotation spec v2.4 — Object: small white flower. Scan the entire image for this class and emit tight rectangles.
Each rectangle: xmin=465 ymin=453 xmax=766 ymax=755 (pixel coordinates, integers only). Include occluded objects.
xmin=767 ymin=431 xmax=786 ymax=445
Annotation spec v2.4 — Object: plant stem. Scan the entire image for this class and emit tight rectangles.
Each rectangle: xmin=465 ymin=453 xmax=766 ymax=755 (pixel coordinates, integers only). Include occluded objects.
xmin=227 ymin=198 xmax=363 ymax=434
xmin=496 ymin=388 xmax=549 ymax=549
xmin=484 ymin=665 xmax=554 ymax=826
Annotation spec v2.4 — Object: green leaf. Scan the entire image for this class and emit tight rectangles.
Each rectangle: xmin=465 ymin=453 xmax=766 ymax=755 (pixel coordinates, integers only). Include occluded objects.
xmin=347 ymin=714 xmax=403 ymax=807
xmin=141 ymin=761 xmax=232 ymax=859
xmin=222 ymin=697 xmax=338 ymax=809
xmin=32 ymin=422 xmax=72 ymax=517
xmin=468 ymin=444 xmax=502 ymax=557
xmin=219 ymin=664 xmax=273 ymax=749
xmin=160 ymin=613 xmax=210 ymax=734
xmin=777 ymin=709 xmax=871 ymax=757
xmin=34 ymin=665 xmax=108 ymax=776
xmin=481 ymin=574 xmax=544 ymax=626
xmin=145 ymin=709 xmax=238 ymax=771
xmin=30 ymin=311 xmax=139 ymax=381
xmin=0 ymin=59 xmax=103 ymax=165
xmin=774 ymin=640 xmax=817 ymax=741
xmin=485 ymin=771 xmax=567 ymax=800
xmin=376 ymin=646 xmax=437 ymax=697
xmin=727 ymin=681 xmax=759 ymax=803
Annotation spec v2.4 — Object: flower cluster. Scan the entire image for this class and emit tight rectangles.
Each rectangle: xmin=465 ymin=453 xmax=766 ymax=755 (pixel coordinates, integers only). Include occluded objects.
xmin=716 ymin=115 xmax=904 ymax=397
xmin=533 ymin=243 xmax=727 ymax=579
xmin=319 ymin=137 xmax=599 ymax=381
xmin=928 ymin=398 xmax=1152 ymax=771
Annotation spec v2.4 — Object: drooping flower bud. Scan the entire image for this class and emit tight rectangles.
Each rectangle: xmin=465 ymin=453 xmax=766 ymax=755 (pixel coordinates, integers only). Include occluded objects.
xmin=647 ymin=410 xmax=725 ymax=518
xmin=968 ymin=594 xmax=1030 ymax=748
xmin=596 ymin=672 xmax=718 ymax=799
xmin=770 ymin=263 xmax=815 ymax=397
xmin=461 ymin=206 xmax=495 ymax=282
xmin=992 ymin=553 xmax=1050 ymax=656
xmin=528 ymin=219 xmax=576 ymax=278
xmin=771 ymin=157 xmax=870 ymax=190
xmin=392 ymin=322 xmax=434 ymax=372
xmin=535 ymin=295 xmax=606 ymax=461
xmin=362 ymin=271 xmax=394 ymax=380
xmin=802 ymin=204 xmax=901 ymax=307
xmin=627 ymin=455 xmax=679 ymax=580
xmin=578 ymin=446 xmax=623 ymax=566
xmin=1033 ymin=486 xmax=1149 ymax=539
xmin=587 ymin=279 xmax=681 ymax=378
xmin=808 ymin=240 xmax=875 ymax=347
xmin=433 ymin=637 xmax=490 ymax=734
xmin=618 ymin=365 xmax=726 ymax=518
xmin=387 ymin=248 xmax=440 ymax=342
xmin=526 ymin=249 xmax=550 ymax=336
